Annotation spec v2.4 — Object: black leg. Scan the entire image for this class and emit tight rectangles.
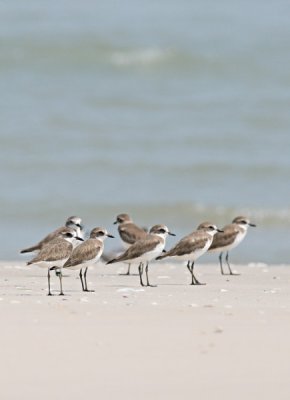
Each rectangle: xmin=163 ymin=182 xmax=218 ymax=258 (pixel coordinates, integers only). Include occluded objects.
xmin=47 ymin=268 xmax=53 ymax=296
xmin=58 ymin=270 xmax=64 ymax=296
xmin=84 ymin=267 xmax=95 ymax=292
xmin=225 ymin=252 xmax=240 ymax=276
xmin=119 ymin=263 xmax=131 ymax=276
xmin=79 ymin=268 xmax=85 ymax=291
xmin=138 ymin=263 xmax=145 ymax=287
xmin=219 ymin=252 xmax=225 ymax=275
xmin=190 ymin=262 xmax=206 ymax=285
xmin=186 ymin=260 xmax=191 ymax=274
xmin=189 ymin=261 xmax=196 ymax=285
xmin=145 ymin=262 xmax=157 ymax=287
xmin=187 ymin=261 xmax=196 ymax=285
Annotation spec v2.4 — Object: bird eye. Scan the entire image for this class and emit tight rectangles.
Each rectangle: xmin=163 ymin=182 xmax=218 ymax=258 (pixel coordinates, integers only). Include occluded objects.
xmin=159 ymin=229 xmax=166 ymax=234
xmin=98 ymin=231 xmax=105 ymax=236
xmin=66 ymin=233 xmax=73 ymax=238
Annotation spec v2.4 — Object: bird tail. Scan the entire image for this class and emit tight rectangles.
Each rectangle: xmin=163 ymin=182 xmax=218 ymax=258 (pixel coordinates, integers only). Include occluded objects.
xmin=106 ymin=259 xmax=117 ymax=265
xmin=20 ymin=245 xmax=39 ymax=254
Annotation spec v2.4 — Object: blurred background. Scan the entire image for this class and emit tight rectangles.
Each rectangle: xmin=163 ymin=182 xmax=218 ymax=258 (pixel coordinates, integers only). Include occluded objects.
xmin=1 ymin=0 xmax=290 ymax=263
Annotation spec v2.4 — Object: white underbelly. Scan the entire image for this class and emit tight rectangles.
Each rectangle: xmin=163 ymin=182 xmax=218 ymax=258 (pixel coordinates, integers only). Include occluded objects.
xmin=210 ymin=231 xmax=247 ymax=253
xmin=31 ymin=258 xmax=68 ymax=269
xmin=128 ymin=242 xmax=164 ymax=264
xmin=169 ymin=238 xmax=211 ymax=262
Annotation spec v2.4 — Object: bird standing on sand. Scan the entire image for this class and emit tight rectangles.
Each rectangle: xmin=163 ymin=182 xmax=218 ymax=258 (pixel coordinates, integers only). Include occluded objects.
xmin=157 ymin=222 xmax=222 ymax=285
xmin=20 ymin=216 xmax=84 ymax=254
xmin=63 ymin=227 xmax=114 ymax=292
xmin=112 ymin=213 xmax=147 ymax=275
xmin=27 ymin=228 xmax=84 ymax=295
xmin=107 ymin=224 xmax=175 ymax=287
xmin=208 ymin=216 xmax=256 ymax=275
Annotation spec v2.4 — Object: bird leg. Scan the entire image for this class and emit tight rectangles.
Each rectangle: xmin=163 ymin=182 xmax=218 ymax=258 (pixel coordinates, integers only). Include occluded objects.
xmin=84 ymin=267 xmax=95 ymax=292
xmin=225 ymin=252 xmax=240 ymax=276
xmin=145 ymin=262 xmax=157 ymax=287
xmin=58 ymin=270 xmax=64 ymax=296
xmin=79 ymin=268 xmax=85 ymax=291
xmin=47 ymin=268 xmax=53 ymax=296
xmin=219 ymin=252 xmax=225 ymax=275
xmin=190 ymin=262 xmax=206 ymax=285
xmin=138 ymin=263 xmax=145 ymax=287
xmin=119 ymin=263 xmax=131 ymax=276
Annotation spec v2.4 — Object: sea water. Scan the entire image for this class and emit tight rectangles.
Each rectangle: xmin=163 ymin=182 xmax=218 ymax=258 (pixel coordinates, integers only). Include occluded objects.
xmin=1 ymin=0 xmax=290 ymax=263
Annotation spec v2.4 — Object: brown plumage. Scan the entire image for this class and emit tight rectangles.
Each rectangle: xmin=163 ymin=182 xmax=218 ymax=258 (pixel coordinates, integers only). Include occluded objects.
xmin=63 ymin=227 xmax=114 ymax=292
xmin=114 ymin=213 xmax=147 ymax=245
xmin=156 ymin=222 xmax=219 ymax=285
xmin=107 ymin=236 xmax=161 ymax=264
xmin=118 ymin=223 xmax=147 ymax=245
xmin=26 ymin=228 xmax=83 ymax=296
xmin=208 ymin=216 xmax=256 ymax=275
xmin=113 ymin=213 xmax=148 ymax=275
xmin=63 ymin=240 xmax=102 ymax=268
xmin=157 ymin=231 xmax=210 ymax=259
xmin=107 ymin=224 xmax=173 ymax=287
xmin=27 ymin=236 xmax=73 ymax=265
xmin=209 ymin=226 xmax=241 ymax=250
xmin=20 ymin=216 xmax=83 ymax=254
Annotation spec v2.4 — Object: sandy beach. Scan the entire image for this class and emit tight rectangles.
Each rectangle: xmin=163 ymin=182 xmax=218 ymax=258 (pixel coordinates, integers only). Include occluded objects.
xmin=1 ymin=260 xmax=290 ymax=400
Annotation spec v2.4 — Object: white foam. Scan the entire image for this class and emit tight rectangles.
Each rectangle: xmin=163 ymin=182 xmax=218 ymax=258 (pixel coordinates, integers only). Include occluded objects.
xmin=117 ymin=288 xmax=145 ymax=293
xmin=111 ymin=48 xmax=170 ymax=66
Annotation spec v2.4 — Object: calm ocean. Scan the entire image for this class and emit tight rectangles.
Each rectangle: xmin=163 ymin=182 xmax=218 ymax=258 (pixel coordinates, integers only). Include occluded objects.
xmin=1 ymin=1 xmax=290 ymax=263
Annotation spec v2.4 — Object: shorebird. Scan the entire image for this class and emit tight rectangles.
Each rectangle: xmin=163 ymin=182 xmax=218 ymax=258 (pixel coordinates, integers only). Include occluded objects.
xmin=27 ymin=228 xmax=84 ymax=295
xmin=208 ymin=216 xmax=256 ymax=275
xmin=63 ymin=227 xmax=114 ymax=292
xmin=107 ymin=224 xmax=175 ymax=287
xmin=156 ymin=222 xmax=222 ymax=285
xmin=20 ymin=216 xmax=84 ymax=254
xmin=113 ymin=213 xmax=147 ymax=275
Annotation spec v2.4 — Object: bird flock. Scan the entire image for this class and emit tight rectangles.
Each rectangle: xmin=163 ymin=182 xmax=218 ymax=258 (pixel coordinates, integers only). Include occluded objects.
xmin=20 ymin=214 xmax=256 ymax=296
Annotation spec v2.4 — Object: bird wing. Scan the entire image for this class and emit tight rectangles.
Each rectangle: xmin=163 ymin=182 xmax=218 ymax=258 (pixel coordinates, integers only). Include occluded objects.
xmin=209 ymin=226 xmax=240 ymax=250
xmin=63 ymin=240 xmax=102 ymax=268
xmin=112 ymin=237 xmax=160 ymax=262
xmin=119 ymin=223 xmax=147 ymax=245
xmin=27 ymin=239 xmax=72 ymax=264
xmin=38 ymin=226 xmax=65 ymax=246
xmin=21 ymin=226 xmax=65 ymax=253
xmin=161 ymin=234 xmax=209 ymax=258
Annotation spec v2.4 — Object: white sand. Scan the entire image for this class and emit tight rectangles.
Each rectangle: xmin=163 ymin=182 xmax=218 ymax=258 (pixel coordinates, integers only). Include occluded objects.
xmin=1 ymin=260 xmax=290 ymax=400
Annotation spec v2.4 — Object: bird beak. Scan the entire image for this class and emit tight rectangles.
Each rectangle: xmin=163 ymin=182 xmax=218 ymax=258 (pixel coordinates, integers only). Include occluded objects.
xmin=107 ymin=234 xmax=115 ymax=238
xmin=168 ymin=232 xmax=176 ymax=236
xmin=217 ymin=229 xmax=224 ymax=233
xmin=249 ymin=223 xmax=256 ymax=227
xmin=76 ymin=237 xmax=84 ymax=241
xmin=113 ymin=220 xmax=118 ymax=225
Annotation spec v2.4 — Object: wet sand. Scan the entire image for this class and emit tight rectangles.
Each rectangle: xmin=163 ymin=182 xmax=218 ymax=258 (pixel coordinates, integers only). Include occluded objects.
xmin=1 ymin=261 xmax=290 ymax=399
